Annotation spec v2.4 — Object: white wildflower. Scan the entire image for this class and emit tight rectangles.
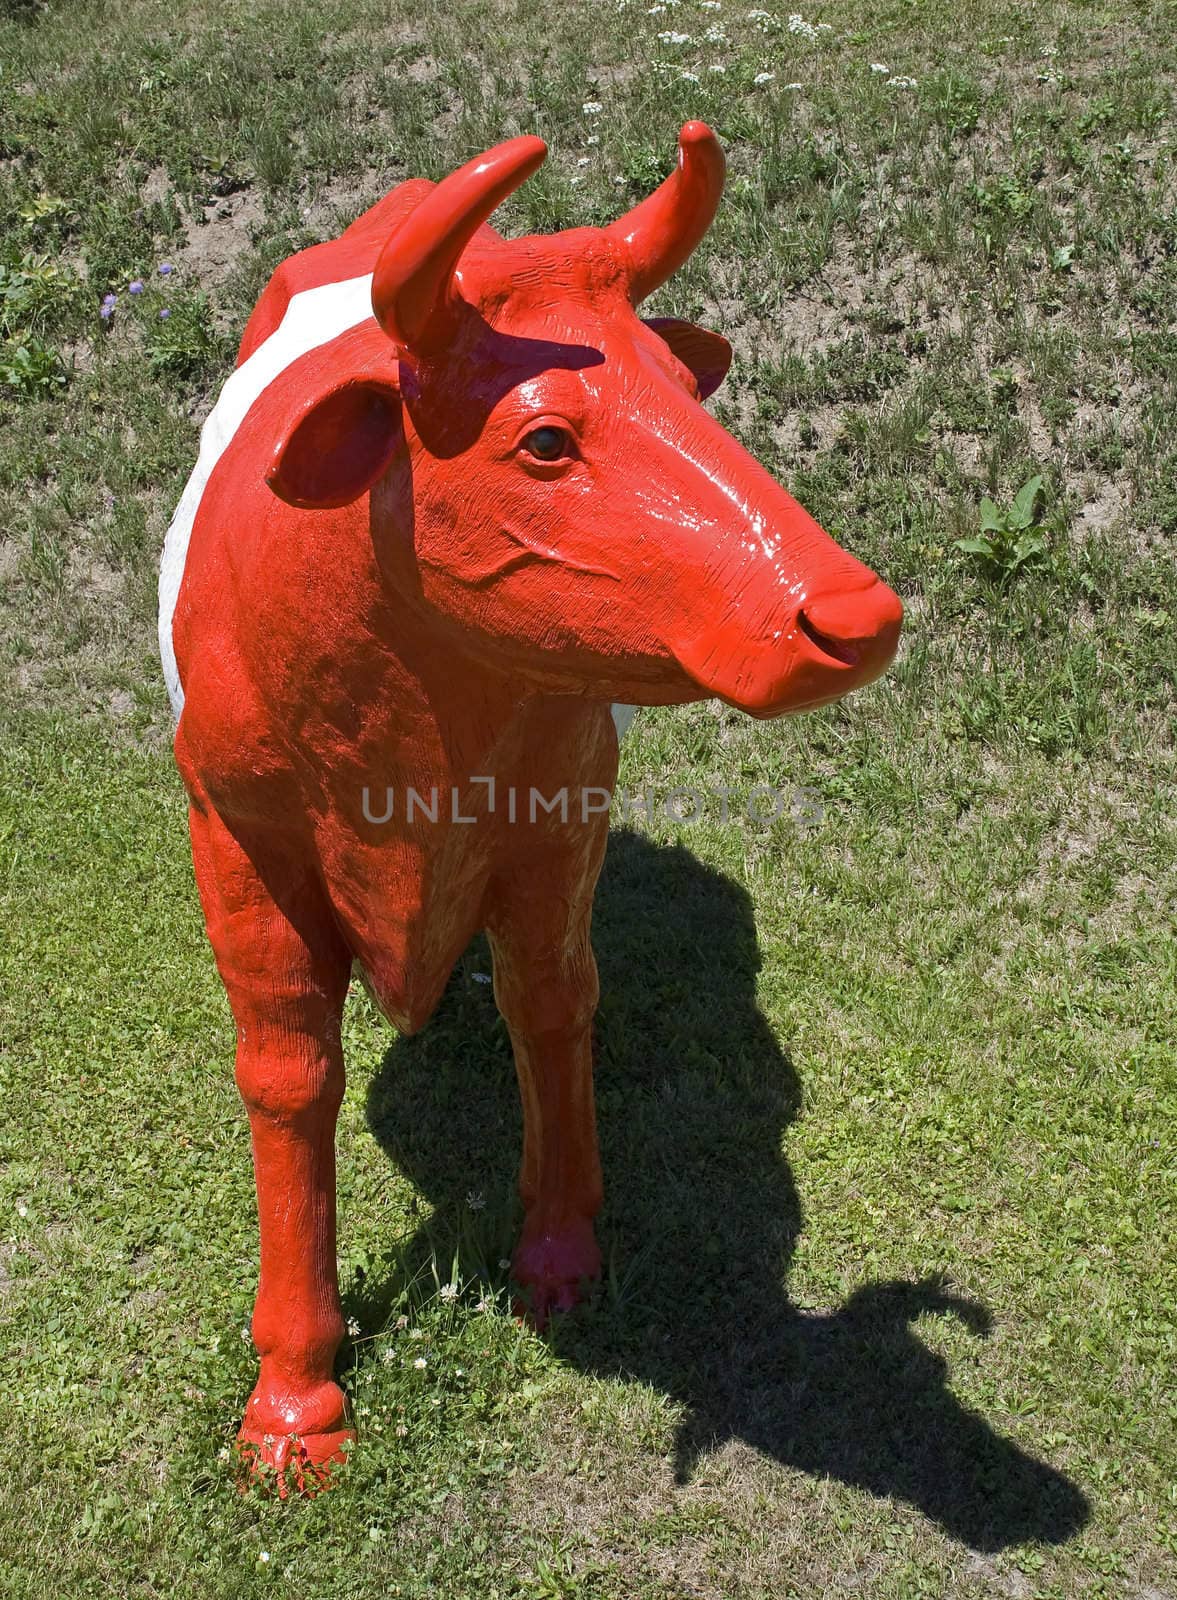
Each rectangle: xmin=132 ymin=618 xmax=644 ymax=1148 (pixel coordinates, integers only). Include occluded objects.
xmin=217 ymin=1446 xmax=231 ymax=1462
xmin=701 ymin=1 xmax=722 ymax=7
xmin=754 ymin=70 xmax=775 ymax=84
xmin=784 ymin=80 xmax=804 ymax=88
xmin=413 ymin=1356 xmax=427 ymax=1370
xmin=586 ymin=133 xmax=600 ymax=145
xmin=681 ymin=68 xmax=701 ymax=81
xmin=476 ymin=1295 xmax=494 ymax=1313
xmin=409 ymin=1326 xmax=424 ymax=1339
xmin=886 ymin=74 xmax=917 ymax=88
xmin=703 ymin=23 xmax=727 ymax=41
xmin=347 ymin=1316 xmax=361 ymax=1337
xmin=817 ymin=20 xmax=832 ymax=28
xmin=240 ymin=1326 xmax=251 ymax=1342
xmin=577 ymin=156 xmax=591 ymax=167
xmin=709 ymin=61 xmax=727 ymax=71
xmin=648 ymin=4 xmax=666 ymax=11
xmin=380 ymin=1346 xmax=396 ymax=1365
xmin=259 ymin=1552 xmax=270 ymax=1565
xmin=869 ymin=61 xmax=889 ymax=73
xmin=582 ymin=100 xmax=603 ymax=113
xmin=788 ymin=14 xmax=817 ymax=38
xmin=16 ymin=1203 xmax=27 ymax=1219
xmin=657 ymin=29 xmax=692 ymax=42
xmin=439 ymin=1282 xmax=459 ymax=1302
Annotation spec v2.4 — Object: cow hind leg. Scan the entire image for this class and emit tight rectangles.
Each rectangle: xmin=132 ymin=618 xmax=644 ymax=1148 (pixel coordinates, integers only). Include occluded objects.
xmin=188 ymin=802 xmax=353 ymax=1489
xmin=487 ymin=878 xmax=605 ymax=1325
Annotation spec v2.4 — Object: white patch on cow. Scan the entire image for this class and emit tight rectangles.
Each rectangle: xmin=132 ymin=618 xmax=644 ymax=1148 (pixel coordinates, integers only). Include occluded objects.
xmin=158 ymin=272 xmax=376 ymax=717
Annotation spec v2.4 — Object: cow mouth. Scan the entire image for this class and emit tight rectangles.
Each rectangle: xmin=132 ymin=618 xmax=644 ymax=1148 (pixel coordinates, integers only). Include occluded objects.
xmin=797 ymin=609 xmax=862 ymax=668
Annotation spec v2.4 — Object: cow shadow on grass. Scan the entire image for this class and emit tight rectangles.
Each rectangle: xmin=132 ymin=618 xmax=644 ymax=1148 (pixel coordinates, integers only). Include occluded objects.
xmin=362 ymin=829 xmax=1089 ymax=1553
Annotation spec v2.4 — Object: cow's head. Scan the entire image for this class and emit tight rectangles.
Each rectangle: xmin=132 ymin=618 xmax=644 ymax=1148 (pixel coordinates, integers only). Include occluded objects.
xmin=269 ymin=124 xmax=902 ymax=716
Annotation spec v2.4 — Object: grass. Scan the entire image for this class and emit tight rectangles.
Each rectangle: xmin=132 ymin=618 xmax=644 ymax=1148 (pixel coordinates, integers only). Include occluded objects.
xmin=1 ymin=0 xmax=1175 ymax=1593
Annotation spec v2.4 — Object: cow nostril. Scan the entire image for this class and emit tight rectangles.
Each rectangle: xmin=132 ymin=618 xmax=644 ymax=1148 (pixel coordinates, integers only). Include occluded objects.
xmin=797 ymin=609 xmax=861 ymax=668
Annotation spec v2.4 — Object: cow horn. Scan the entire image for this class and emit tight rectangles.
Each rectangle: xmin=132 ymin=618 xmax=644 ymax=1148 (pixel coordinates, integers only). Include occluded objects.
xmin=608 ymin=121 xmax=725 ymax=306
xmin=371 ymin=135 xmax=547 ymax=355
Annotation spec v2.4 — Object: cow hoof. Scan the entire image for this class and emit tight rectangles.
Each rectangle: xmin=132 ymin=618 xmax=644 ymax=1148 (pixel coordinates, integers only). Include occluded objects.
xmin=236 ymin=1377 xmax=353 ymax=1495
xmin=512 ymin=1218 xmax=601 ymax=1329
xmin=235 ymin=1424 xmax=355 ymax=1497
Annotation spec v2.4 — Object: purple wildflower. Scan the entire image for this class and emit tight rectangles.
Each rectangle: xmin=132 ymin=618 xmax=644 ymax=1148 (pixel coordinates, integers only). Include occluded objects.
xmin=158 ymin=262 xmax=173 ymax=276
xmin=100 ymin=292 xmax=117 ymax=321
xmin=128 ymin=280 xmax=144 ymax=296
xmin=159 ymin=308 xmax=170 ymax=320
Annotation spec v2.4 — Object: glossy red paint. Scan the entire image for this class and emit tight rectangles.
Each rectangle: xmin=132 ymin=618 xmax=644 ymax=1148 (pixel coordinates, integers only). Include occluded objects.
xmin=165 ymin=123 xmax=902 ymax=1487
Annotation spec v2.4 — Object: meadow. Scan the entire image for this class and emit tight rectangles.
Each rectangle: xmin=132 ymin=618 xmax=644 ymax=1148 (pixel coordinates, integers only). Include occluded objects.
xmin=1 ymin=0 xmax=1175 ymax=1594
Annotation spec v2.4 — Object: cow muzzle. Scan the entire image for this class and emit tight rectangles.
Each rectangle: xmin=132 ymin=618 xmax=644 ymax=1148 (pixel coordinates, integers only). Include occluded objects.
xmin=675 ymin=576 xmax=903 ymax=718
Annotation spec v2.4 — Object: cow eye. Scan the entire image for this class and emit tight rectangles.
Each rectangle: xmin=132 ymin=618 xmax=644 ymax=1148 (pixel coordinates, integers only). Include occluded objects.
xmin=521 ymin=425 xmax=570 ymax=462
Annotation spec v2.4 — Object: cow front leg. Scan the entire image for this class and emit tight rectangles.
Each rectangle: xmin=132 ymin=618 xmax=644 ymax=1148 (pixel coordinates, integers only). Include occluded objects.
xmin=188 ymin=803 xmax=353 ymax=1486
xmin=487 ymin=892 xmax=604 ymax=1324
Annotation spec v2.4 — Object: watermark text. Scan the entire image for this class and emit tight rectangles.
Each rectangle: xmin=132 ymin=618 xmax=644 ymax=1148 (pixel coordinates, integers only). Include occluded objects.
xmin=360 ymin=778 xmax=824 ymax=830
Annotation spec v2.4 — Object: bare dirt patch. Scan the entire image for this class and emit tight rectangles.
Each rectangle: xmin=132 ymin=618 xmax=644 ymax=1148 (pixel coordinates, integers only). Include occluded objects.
xmin=297 ymin=167 xmax=390 ymax=236
xmin=772 ymin=401 xmax=846 ymax=456
xmin=141 ymin=164 xmax=172 ymax=208
xmin=177 ymin=187 xmax=265 ymax=289
xmin=1072 ymin=476 xmax=1131 ymax=540
xmin=0 ymin=539 xmax=20 ymax=587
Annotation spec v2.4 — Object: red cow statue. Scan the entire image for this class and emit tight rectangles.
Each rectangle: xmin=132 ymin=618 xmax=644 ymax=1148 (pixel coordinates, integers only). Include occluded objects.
xmin=160 ymin=122 xmax=902 ymax=1485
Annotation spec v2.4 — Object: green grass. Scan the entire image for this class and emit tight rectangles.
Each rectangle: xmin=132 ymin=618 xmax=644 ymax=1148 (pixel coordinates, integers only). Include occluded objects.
xmin=1 ymin=0 xmax=1176 ymax=1593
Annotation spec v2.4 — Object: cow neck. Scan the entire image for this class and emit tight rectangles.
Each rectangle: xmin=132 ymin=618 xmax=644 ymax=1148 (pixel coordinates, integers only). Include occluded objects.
xmin=361 ymin=579 xmax=539 ymax=794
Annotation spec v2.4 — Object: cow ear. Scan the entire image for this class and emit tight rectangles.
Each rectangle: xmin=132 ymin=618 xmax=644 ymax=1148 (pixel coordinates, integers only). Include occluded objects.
xmin=644 ymin=316 xmax=732 ymax=400
xmin=266 ymin=378 xmax=404 ymax=510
